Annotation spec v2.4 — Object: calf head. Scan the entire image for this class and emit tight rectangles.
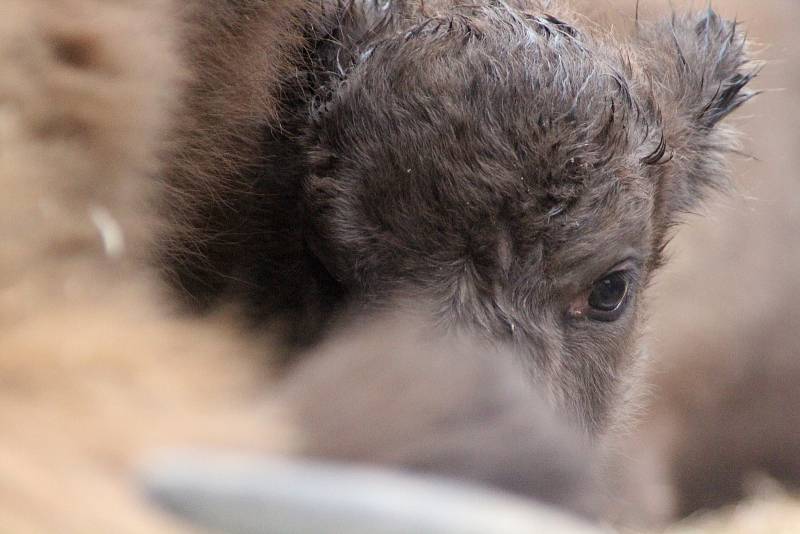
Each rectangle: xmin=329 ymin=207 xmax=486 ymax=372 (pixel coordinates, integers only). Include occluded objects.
xmin=300 ymin=3 xmax=756 ymax=431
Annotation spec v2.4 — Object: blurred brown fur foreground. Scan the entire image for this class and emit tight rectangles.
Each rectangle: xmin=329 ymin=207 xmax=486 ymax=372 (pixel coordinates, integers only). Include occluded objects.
xmin=0 ymin=1 xmax=292 ymax=531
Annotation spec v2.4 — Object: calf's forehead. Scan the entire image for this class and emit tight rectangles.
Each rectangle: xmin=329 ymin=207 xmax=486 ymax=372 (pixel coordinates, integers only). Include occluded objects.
xmin=538 ymin=173 xmax=656 ymax=282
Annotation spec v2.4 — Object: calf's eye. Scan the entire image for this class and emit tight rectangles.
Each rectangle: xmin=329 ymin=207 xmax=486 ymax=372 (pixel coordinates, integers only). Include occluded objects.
xmin=588 ymin=272 xmax=629 ymax=313
xmin=568 ymin=270 xmax=632 ymax=322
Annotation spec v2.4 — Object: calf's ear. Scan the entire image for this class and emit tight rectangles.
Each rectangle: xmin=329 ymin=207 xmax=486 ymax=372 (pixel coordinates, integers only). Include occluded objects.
xmin=635 ymin=10 xmax=758 ymax=233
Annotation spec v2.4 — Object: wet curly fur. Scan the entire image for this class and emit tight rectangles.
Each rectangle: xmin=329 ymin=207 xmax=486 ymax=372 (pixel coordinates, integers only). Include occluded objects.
xmin=161 ymin=0 xmax=756 ymax=433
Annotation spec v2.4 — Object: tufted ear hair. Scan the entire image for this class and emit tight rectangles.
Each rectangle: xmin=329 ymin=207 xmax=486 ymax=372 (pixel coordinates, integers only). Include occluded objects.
xmin=634 ymin=9 xmax=758 ymax=231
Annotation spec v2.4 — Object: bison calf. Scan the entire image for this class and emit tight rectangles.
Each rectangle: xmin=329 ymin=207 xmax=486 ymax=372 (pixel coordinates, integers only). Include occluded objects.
xmin=162 ymin=0 xmax=756 ymax=435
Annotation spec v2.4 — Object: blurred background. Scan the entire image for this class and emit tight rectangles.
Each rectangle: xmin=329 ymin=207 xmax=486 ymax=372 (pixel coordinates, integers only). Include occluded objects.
xmin=581 ymin=0 xmax=800 ymax=529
